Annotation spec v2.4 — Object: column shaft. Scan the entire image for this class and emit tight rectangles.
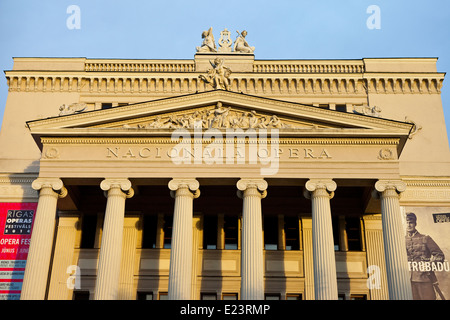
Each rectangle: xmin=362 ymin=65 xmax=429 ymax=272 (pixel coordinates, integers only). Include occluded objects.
xmin=304 ymin=179 xmax=338 ymax=300
xmin=21 ymin=178 xmax=66 ymax=300
xmin=94 ymin=179 xmax=133 ymax=300
xmin=237 ymin=179 xmax=267 ymax=300
xmin=375 ymin=180 xmax=412 ymax=300
xmin=168 ymin=179 xmax=200 ymax=300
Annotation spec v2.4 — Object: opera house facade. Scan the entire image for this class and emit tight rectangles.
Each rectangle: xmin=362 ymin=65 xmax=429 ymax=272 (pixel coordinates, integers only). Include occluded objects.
xmin=0 ymin=29 xmax=449 ymax=300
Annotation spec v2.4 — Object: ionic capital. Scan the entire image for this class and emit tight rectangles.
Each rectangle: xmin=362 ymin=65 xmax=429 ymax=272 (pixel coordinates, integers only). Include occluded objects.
xmin=100 ymin=178 xmax=134 ymax=198
xmin=31 ymin=178 xmax=67 ymax=198
xmin=303 ymin=179 xmax=336 ymax=199
xmin=236 ymin=178 xmax=268 ymax=199
xmin=373 ymin=180 xmax=406 ymax=199
xmin=168 ymin=178 xmax=200 ymax=199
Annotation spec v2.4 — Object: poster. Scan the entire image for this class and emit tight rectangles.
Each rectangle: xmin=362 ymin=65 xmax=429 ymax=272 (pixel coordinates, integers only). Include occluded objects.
xmin=402 ymin=207 xmax=450 ymax=300
xmin=0 ymin=203 xmax=37 ymax=300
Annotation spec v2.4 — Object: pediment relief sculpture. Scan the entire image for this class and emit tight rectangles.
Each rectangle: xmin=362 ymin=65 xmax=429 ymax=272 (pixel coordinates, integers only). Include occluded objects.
xmin=59 ymin=102 xmax=87 ymax=116
xmin=121 ymin=102 xmax=314 ymax=130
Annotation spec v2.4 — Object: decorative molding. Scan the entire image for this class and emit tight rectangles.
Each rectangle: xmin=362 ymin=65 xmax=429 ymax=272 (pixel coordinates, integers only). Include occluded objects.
xmin=0 ymin=175 xmax=39 ymax=201
xmin=43 ymin=147 xmax=60 ymax=159
xmin=404 ymin=117 xmax=422 ymax=139
xmin=400 ymin=178 xmax=450 ymax=204
xmin=5 ymin=73 xmax=444 ymax=95
xmin=40 ymin=136 xmax=401 ymax=146
xmin=378 ymin=148 xmax=395 ymax=160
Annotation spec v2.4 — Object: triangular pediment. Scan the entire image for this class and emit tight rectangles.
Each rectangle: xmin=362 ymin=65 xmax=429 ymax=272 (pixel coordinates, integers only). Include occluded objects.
xmin=26 ymin=90 xmax=413 ymax=150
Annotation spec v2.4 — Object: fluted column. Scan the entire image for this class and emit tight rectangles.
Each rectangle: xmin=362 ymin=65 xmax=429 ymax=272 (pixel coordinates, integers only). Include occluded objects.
xmin=94 ymin=179 xmax=134 ymax=300
xmin=303 ymin=179 xmax=338 ymax=300
xmin=237 ymin=178 xmax=268 ymax=300
xmin=373 ymin=180 xmax=412 ymax=300
xmin=167 ymin=179 xmax=200 ymax=300
xmin=21 ymin=178 xmax=67 ymax=300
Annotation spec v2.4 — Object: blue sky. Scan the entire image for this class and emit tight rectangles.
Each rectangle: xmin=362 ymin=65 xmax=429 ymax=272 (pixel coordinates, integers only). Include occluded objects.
xmin=0 ymin=0 xmax=449 ymax=142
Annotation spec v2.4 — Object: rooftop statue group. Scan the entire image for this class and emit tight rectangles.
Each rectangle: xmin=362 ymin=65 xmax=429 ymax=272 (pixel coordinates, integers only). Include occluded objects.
xmin=196 ymin=27 xmax=255 ymax=54
xmin=197 ymin=28 xmax=255 ymax=91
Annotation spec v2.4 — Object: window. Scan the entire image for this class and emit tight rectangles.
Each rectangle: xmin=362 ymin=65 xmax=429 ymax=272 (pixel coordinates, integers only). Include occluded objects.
xmin=159 ymin=292 xmax=168 ymax=300
xmin=284 ymin=216 xmax=300 ymax=250
xmin=142 ymin=215 xmax=157 ymax=249
xmin=264 ymin=216 xmax=278 ymax=250
xmin=163 ymin=215 xmax=173 ymax=249
xmin=224 ymin=216 xmax=239 ymax=249
xmin=80 ymin=214 xmax=97 ymax=249
xmin=73 ymin=291 xmax=90 ymax=300
xmin=346 ymin=217 xmax=362 ymax=251
xmin=336 ymin=104 xmax=347 ymax=112
xmin=286 ymin=293 xmax=302 ymax=300
xmin=137 ymin=292 xmax=153 ymax=300
xmin=332 ymin=216 xmax=363 ymax=251
xmin=203 ymin=215 xmax=217 ymax=249
xmin=101 ymin=103 xmax=112 ymax=110
xmin=332 ymin=216 xmax=340 ymax=251
xmin=222 ymin=293 xmax=238 ymax=300
xmin=265 ymin=293 xmax=280 ymax=300
xmin=201 ymin=293 xmax=217 ymax=300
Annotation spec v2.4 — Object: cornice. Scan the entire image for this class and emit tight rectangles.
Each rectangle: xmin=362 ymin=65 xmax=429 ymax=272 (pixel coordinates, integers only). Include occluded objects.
xmin=5 ymin=71 xmax=444 ymax=95
xmin=26 ymin=90 xmax=413 ymax=133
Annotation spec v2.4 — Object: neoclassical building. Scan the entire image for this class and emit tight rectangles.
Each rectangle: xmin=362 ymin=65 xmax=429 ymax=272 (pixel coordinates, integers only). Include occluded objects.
xmin=0 ymin=29 xmax=449 ymax=300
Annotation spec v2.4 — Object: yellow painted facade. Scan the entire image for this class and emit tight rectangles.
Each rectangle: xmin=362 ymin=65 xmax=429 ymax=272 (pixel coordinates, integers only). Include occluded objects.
xmin=0 ymin=38 xmax=449 ymax=300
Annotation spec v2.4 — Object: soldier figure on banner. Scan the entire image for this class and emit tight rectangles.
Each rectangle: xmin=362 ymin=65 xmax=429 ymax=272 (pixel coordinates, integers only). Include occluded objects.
xmin=405 ymin=212 xmax=446 ymax=300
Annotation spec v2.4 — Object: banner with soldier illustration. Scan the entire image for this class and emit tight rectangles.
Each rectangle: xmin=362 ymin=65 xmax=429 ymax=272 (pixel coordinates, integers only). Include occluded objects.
xmin=402 ymin=206 xmax=450 ymax=300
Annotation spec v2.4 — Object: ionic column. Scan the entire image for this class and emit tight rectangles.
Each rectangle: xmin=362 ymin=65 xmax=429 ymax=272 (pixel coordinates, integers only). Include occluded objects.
xmin=21 ymin=178 xmax=67 ymax=300
xmin=373 ymin=180 xmax=412 ymax=300
xmin=303 ymin=179 xmax=338 ymax=300
xmin=167 ymin=179 xmax=200 ymax=300
xmin=237 ymin=178 xmax=268 ymax=300
xmin=94 ymin=179 xmax=134 ymax=300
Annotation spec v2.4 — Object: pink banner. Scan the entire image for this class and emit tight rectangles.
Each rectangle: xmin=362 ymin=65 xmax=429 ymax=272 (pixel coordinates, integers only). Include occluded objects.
xmin=0 ymin=202 xmax=38 ymax=300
